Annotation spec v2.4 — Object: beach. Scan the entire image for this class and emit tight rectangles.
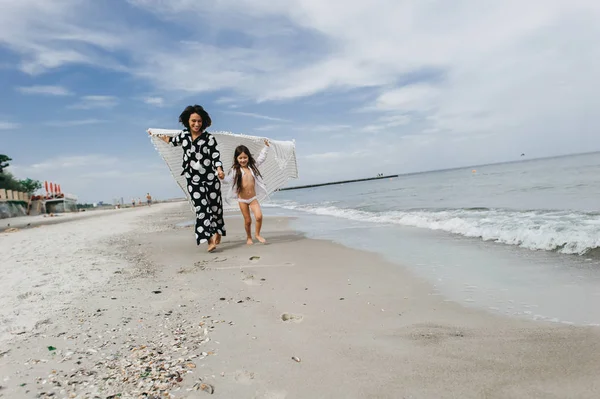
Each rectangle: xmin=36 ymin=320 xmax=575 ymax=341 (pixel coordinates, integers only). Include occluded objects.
xmin=1 ymin=201 xmax=600 ymax=399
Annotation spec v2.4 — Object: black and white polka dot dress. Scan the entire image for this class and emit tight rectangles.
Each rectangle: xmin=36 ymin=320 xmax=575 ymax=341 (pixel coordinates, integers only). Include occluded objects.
xmin=169 ymin=129 xmax=226 ymax=245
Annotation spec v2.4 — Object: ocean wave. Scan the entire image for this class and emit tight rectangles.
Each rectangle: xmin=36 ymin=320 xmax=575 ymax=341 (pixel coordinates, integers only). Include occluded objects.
xmin=269 ymin=201 xmax=600 ymax=256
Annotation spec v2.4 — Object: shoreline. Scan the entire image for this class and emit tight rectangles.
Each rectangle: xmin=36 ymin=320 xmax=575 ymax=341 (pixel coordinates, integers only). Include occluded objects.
xmin=1 ymin=202 xmax=599 ymax=398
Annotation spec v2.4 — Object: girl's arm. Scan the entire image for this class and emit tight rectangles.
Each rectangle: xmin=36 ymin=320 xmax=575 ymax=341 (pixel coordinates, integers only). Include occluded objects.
xmin=207 ymin=134 xmax=225 ymax=179
xmin=255 ymin=139 xmax=270 ymax=166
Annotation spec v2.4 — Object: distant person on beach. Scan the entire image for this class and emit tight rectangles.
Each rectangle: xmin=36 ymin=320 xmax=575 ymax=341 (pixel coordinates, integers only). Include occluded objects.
xmin=131 ymin=198 xmax=136 ymax=207
xmin=149 ymin=105 xmax=226 ymax=252
xmin=146 ymin=193 xmax=152 ymax=206
xmin=222 ymin=140 xmax=270 ymax=245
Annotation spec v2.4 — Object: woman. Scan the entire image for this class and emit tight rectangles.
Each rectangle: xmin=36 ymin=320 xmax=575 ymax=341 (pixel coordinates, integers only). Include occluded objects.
xmin=151 ymin=105 xmax=226 ymax=252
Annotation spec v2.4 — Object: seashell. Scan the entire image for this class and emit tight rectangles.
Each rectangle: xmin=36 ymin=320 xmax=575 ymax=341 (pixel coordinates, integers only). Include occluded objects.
xmin=200 ymin=383 xmax=214 ymax=394
xmin=291 ymin=356 xmax=301 ymax=363
xmin=157 ymin=382 xmax=169 ymax=390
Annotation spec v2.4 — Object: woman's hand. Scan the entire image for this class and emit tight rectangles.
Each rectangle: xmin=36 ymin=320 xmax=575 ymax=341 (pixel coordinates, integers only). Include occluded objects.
xmin=148 ymin=130 xmax=170 ymax=143
xmin=217 ymin=167 xmax=225 ymax=180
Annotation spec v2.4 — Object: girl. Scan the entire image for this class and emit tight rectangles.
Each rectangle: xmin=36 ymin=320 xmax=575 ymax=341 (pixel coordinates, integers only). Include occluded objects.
xmin=149 ymin=105 xmax=226 ymax=252
xmin=222 ymin=140 xmax=270 ymax=245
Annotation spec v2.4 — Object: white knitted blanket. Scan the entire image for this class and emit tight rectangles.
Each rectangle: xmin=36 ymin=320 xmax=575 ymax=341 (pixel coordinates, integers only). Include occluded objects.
xmin=148 ymin=129 xmax=298 ymax=210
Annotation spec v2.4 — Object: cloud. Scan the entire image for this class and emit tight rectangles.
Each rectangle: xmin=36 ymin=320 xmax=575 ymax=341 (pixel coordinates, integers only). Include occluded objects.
xmin=0 ymin=1 xmax=133 ymax=75
xmin=142 ymin=96 xmax=165 ymax=106
xmin=44 ymin=119 xmax=106 ymax=127
xmin=0 ymin=122 xmax=20 ymax=130
xmin=69 ymin=95 xmax=118 ymax=109
xmin=26 ymin=155 xmax=119 ymax=171
xmin=302 ymin=151 xmax=345 ymax=160
xmin=223 ymin=111 xmax=289 ymax=122
xmin=215 ymin=97 xmax=238 ymax=105
xmin=253 ymin=124 xmax=283 ymax=132
xmin=4 ymin=1 xmax=599 ymax=113
xmin=252 ymin=123 xmax=351 ymax=137
xmin=302 ymin=149 xmax=370 ymax=161
xmin=2 ymin=0 xmax=600 ymax=190
xmin=362 ymin=115 xmax=411 ymax=133
xmin=117 ymin=0 xmax=600 ymax=153
xmin=369 ymin=84 xmax=439 ymax=113
xmin=16 ymin=85 xmax=73 ymax=96
xmin=308 ymin=124 xmax=353 ymax=133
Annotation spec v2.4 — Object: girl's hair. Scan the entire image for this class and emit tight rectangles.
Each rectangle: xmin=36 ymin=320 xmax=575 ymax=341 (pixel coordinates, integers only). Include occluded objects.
xmin=178 ymin=104 xmax=212 ymax=131
xmin=232 ymin=145 xmax=262 ymax=195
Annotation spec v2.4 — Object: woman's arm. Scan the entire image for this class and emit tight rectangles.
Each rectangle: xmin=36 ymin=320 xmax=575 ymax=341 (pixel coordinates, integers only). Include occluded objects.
xmin=222 ymin=169 xmax=234 ymax=184
xmin=148 ymin=129 xmax=186 ymax=146
xmin=167 ymin=130 xmax=187 ymax=147
xmin=207 ymin=134 xmax=225 ymax=179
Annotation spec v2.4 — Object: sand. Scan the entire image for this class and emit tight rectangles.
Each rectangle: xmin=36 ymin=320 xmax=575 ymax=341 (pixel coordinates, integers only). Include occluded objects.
xmin=1 ymin=201 xmax=599 ymax=398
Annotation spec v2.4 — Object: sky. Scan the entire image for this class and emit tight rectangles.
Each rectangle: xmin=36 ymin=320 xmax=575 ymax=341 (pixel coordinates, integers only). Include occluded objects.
xmin=1 ymin=0 xmax=599 ymax=203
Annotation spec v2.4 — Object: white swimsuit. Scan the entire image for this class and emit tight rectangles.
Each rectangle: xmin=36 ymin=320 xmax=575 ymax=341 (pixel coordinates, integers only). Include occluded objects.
xmin=237 ymin=196 xmax=257 ymax=204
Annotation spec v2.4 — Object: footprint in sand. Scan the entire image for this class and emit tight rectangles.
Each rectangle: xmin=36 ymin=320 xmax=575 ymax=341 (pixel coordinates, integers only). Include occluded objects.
xmin=194 ymin=256 xmax=229 ymax=271
xmin=281 ymin=313 xmax=303 ymax=323
xmin=234 ymin=370 xmax=255 ymax=384
xmin=242 ymin=274 xmax=262 ymax=286
xmin=6 ymin=326 xmax=27 ymax=336
xmin=405 ymin=323 xmax=467 ymax=344
xmin=17 ymin=291 xmax=42 ymax=301
xmin=16 ymin=291 xmax=32 ymax=300
xmin=177 ymin=267 xmax=195 ymax=274
xmin=254 ymin=390 xmax=288 ymax=399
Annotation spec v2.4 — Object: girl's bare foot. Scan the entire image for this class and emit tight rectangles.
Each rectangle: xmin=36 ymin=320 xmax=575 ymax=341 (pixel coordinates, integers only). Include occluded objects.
xmin=256 ymin=235 xmax=267 ymax=244
xmin=246 ymin=237 xmax=253 ymax=245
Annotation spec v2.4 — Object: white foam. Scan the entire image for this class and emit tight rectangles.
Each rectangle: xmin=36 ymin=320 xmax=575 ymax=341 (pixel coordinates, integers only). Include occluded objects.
xmin=269 ymin=201 xmax=600 ymax=255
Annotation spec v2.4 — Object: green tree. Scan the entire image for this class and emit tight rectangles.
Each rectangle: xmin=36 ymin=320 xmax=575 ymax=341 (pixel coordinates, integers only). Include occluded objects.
xmin=19 ymin=178 xmax=42 ymax=194
xmin=0 ymin=155 xmax=41 ymax=196
xmin=0 ymin=154 xmax=11 ymax=174
xmin=0 ymin=172 xmax=25 ymax=191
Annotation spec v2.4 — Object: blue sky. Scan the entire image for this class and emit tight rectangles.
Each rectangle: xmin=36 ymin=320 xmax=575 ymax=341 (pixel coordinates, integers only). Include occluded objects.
xmin=1 ymin=0 xmax=599 ymax=203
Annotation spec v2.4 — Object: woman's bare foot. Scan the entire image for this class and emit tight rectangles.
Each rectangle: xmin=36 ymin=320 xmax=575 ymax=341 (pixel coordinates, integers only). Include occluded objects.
xmin=246 ymin=237 xmax=253 ymax=245
xmin=255 ymin=235 xmax=267 ymax=244
xmin=215 ymin=233 xmax=221 ymax=245
xmin=207 ymin=236 xmax=217 ymax=252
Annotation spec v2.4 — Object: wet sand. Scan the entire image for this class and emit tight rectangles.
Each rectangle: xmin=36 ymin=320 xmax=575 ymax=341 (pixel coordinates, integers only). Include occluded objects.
xmin=1 ymin=201 xmax=599 ymax=398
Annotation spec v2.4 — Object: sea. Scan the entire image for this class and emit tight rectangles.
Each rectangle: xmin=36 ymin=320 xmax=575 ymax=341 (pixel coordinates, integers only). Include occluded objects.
xmin=265 ymin=152 xmax=600 ymax=326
